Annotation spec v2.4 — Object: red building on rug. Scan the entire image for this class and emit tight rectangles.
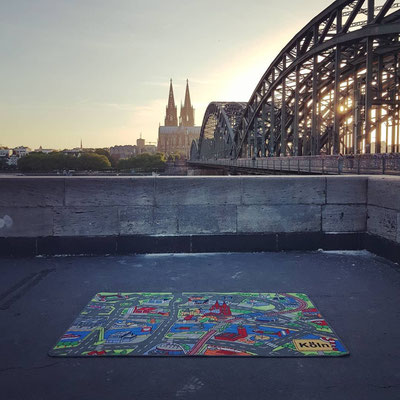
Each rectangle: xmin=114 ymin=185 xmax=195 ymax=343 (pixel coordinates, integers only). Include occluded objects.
xmin=204 ymin=301 xmax=232 ymax=318
xmin=215 ymin=326 xmax=248 ymax=342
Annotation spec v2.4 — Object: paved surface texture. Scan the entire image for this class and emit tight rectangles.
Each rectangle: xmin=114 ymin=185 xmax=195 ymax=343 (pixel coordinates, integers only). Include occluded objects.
xmin=1 ymin=251 xmax=399 ymax=400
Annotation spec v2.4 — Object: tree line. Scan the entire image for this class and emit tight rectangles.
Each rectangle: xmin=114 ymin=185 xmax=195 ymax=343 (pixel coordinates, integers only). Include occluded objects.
xmin=16 ymin=150 xmax=167 ymax=173
xmin=117 ymin=153 xmax=167 ymax=172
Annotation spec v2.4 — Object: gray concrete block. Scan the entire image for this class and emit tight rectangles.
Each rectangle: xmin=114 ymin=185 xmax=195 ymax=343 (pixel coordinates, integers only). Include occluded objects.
xmin=178 ymin=205 xmax=237 ymax=234
xmin=0 ymin=207 xmax=54 ymax=237
xmin=119 ymin=207 xmax=154 ymax=235
xmin=367 ymin=205 xmax=398 ymax=242
xmin=322 ymin=205 xmax=366 ymax=232
xmin=155 ymin=177 xmax=242 ymax=206
xmin=398 ymin=214 xmax=400 ymax=244
xmin=119 ymin=206 xmax=179 ymax=236
xmin=153 ymin=206 xmax=179 ymax=235
xmin=53 ymin=207 xmax=119 ymax=236
xmin=326 ymin=176 xmax=367 ymax=204
xmin=241 ymin=177 xmax=325 ymax=205
xmin=0 ymin=178 xmax=64 ymax=207
xmin=368 ymin=177 xmax=400 ymax=211
xmin=237 ymin=205 xmax=321 ymax=233
xmin=65 ymin=178 xmax=154 ymax=206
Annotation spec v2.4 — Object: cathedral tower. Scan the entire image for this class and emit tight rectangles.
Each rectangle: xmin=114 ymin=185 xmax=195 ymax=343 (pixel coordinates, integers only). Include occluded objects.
xmin=158 ymin=78 xmax=201 ymax=158
xmin=180 ymin=79 xmax=195 ymax=127
xmin=164 ymin=79 xmax=178 ymax=126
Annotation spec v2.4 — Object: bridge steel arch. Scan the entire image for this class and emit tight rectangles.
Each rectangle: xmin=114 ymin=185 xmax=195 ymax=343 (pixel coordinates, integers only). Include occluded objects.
xmin=197 ymin=102 xmax=247 ymax=160
xmin=194 ymin=0 xmax=400 ymax=161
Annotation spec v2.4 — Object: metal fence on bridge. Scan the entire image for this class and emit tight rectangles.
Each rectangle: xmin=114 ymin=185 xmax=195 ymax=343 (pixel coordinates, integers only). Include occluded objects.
xmin=190 ymin=154 xmax=400 ymax=175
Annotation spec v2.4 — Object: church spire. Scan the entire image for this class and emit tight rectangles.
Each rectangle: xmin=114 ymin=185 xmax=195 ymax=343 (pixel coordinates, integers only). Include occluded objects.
xmin=180 ymin=79 xmax=195 ymax=127
xmin=184 ymin=79 xmax=192 ymax=109
xmin=165 ymin=79 xmax=178 ymax=126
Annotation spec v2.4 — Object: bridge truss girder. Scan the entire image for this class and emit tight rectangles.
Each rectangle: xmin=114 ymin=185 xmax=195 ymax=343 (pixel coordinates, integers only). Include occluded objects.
xmin=194 ymin=0 xmax=400 ymax=161
xmin=196 ymin=102 xmax=247 ymax=160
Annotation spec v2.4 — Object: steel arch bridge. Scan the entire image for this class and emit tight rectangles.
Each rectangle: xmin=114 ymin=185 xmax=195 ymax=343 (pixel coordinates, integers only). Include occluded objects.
xmin=192 ymin=0 xmax=400 ymax=164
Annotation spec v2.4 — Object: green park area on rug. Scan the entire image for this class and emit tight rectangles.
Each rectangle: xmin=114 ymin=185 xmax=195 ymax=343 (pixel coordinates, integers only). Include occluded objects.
xmin=49 ymin=292 xmax=349 ymax=357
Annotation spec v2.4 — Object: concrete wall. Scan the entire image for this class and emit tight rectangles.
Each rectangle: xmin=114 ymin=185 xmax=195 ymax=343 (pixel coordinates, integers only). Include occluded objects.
xmin=367 ymin=176 xmax=400 ymax=244
xmin=0 ymin=175 xmax=373 ymax=238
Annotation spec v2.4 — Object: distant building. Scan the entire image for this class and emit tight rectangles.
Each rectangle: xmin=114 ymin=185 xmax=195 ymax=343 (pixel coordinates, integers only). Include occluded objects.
xmin=158 ymin=79 xmax=201 ymax=158
xmin=143 ymin=144 xmax=157 ymax=154
xmin=0 ymin=147 xmax=20 ymax=168
xmin=13 ymin=146 xmax=31 ymax=158
xmin=6 ymin=155 xmax=19 ymax=166
xmin=0 ymin=148 xmax=12 ymax=158
xmin=34 ymin=146 xmax=56 ymax=154
xmin=110 ymin=138 xmax=157 ymax=161
xmin=137 ymin=136 xmax=156 ymax=154
xmin=110 ymin=145 xmax=139 ymax=160
xmin=137 ymin=136 xmax=145 ymax=150
xmin=63 ymin=148 xmax=83 ymax=157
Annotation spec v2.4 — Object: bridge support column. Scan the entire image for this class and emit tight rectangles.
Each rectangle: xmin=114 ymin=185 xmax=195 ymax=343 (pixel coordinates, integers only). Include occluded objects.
xmin=254 ymin=119 xmax=258 ymax=158
xmin=376 ymin=55 xmax=383 ymax=153
xmin=247 ymin=128 xmax=251 ymax=158
xmin=333 ymin=44 xmax=341 ymax=155
xmin=368 ymin=0 xmax=375 ymax=22
xmin=311 ymin=53 xmax=319 ymax=155
xmin=281 ymin=63 xmax=287 ymax=156
xmin=270 ymin=91 xmax=276 ymax=156
xmin=395 ymin=54 xmax=400 ymax=153
xmin=261 ymin=104 xmax=267 ymax=157
xmin=353 ymin=70 xmax=361 ymax=154
xmin=365 ymin=36 xmax=374 ymax=154
xmin=294 ymin=64 xmax=300 ymax=156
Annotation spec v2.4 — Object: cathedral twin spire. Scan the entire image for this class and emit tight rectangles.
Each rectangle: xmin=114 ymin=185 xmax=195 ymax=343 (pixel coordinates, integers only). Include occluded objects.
xmin=165 ymin=79 xmax=178 ymax=126
xmin=164 ymin=79 xmax=195 ymax=127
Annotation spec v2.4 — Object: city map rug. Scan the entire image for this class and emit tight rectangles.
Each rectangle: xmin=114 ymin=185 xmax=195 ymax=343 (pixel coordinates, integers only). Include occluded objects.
xmin=49 ymin=292 xmax=349 ymax=357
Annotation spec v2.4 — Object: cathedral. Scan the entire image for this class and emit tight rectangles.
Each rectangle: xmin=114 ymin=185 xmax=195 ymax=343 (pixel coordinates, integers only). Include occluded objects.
xmin=157 ymin=79 xmax=201 ymax=158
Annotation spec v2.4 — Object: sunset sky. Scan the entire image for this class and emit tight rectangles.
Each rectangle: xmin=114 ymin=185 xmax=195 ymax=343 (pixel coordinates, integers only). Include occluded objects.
xmin=0 ymin=0 xmax=332 ymax=149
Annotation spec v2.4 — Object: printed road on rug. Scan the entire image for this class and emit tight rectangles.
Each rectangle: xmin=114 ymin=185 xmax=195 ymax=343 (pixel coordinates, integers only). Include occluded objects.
xmin=49 ymin=292 xmax=349 ymax=357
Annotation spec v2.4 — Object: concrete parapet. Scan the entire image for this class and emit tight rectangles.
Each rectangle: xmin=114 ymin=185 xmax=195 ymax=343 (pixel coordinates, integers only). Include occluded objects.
xmin=0 ymin=175 xmax=399 ymax=249
xmin=177 ymin=205 xmax=237 ymax=234
xmin=241 ymin=176 xmax=325 ymax=205
xmin=154 ymin=177 xmax=242 ymax=206
xmin=0 ymin=178 xmax=64 ymax=207
xmin=0 ymin=207 xmax=54 ymax=237
xmin=368 ymin=176 xmax=400 ymax=211
xmin=65 ymin=177 xmax=154 ymax=207
xmin=119 ymin=206 xmax=155 ymax=235
xmin=322 ymin=205 xmax=367 ymax=232
xmin=326 ymin=176 xmax=367 ymax=204
xmin=53 ymin=206 xmax=119 ymax=237
xmin=237 ymin=205 xmax=321 ymax=233
xmin=367 ymin=205 xmax=398 ymax=243
xmin=367 ymin=176 xmax=400 ymax=244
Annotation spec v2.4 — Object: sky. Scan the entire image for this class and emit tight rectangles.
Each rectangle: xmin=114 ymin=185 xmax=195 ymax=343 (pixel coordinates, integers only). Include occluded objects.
xmin=0 ymin=0 xmax=333 ymax=150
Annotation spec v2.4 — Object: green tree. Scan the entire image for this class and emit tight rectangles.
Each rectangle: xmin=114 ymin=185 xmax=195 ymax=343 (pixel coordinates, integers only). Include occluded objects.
xmin=117 ymin=153 xmax=166 ymax=172
xmin=18 ymin=152 xmax=111 ymax=172
xmin=94 ymin=149 xmax=111 ymax=161
xmin=77 ymin=153 xmax=111 ymax=170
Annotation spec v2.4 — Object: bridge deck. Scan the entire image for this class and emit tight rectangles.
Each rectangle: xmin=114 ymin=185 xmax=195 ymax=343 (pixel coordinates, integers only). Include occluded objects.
xmin=190 ymin=154 xmax=400 ymax=175
xmin=1 ymin=251 xmax=399 ymax=400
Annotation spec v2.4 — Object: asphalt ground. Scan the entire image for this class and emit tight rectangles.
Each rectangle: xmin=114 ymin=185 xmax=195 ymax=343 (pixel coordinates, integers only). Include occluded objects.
xmin=1 ymin=250 xmax=399 ymax=400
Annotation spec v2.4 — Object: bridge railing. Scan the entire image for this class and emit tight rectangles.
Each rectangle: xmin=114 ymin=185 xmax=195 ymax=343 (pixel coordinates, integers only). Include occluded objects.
xmin=189 ymin=154 xmax=400 ymax=175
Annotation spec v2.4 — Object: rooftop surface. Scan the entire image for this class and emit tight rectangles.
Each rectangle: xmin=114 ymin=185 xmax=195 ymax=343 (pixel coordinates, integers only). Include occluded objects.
xmin=1 ymin=251 xmax=400 ymax=400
